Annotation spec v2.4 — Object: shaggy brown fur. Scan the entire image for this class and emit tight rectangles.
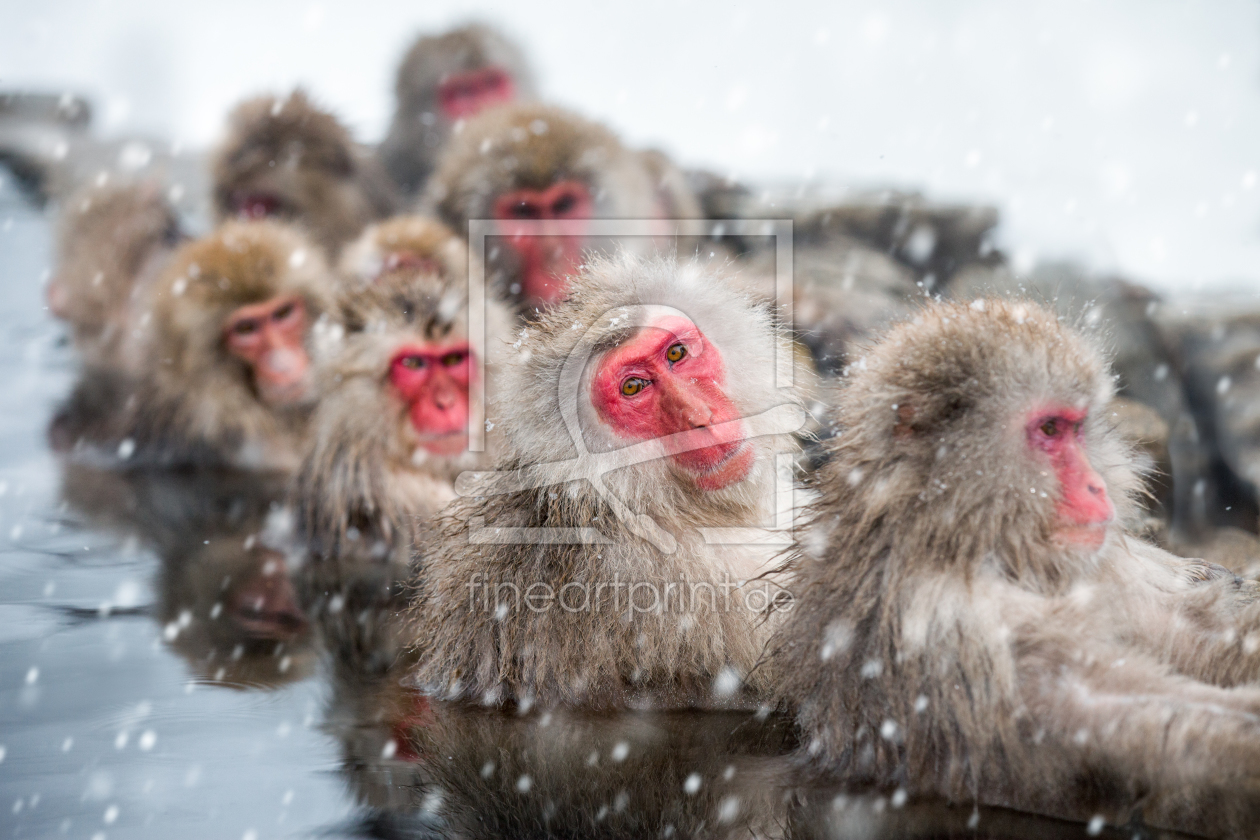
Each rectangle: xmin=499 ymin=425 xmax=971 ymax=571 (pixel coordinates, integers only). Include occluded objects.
xmin=211 ymin=90 xmax=397 ymax=257
xmin=406 ymin=253 xmax=807 ymax=710
xmin=379 ymin=23 xmax=537 ymax=197
xmin=292 ymin=215 xmax=510 ymax=567
xmin=129 ymin=219 xmax=341 ymax=471
xmin=425 ymin=103 xmax=701 ymax=316
xmin=772 ymin=299 xmax=1260 ymax=838
xmin=50 ymin=180 xmax=183 ymax=370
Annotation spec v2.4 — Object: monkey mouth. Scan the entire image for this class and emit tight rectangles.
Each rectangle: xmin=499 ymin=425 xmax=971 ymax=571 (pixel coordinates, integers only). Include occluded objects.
xmin=414 ymin=430 xmax=469 ymax=457
xmin=233 ymin=191 xmax=284 ymax=220
xmin=676 ymin=441 xmax=755 ymax=492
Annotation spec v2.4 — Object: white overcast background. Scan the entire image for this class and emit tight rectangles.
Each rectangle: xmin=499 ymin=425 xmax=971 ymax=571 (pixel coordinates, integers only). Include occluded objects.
xmin=2 ymin=0 xmax=1259 ymax=292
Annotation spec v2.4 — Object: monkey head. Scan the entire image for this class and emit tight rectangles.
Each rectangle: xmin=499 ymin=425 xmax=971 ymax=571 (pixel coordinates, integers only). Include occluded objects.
xmin=429 ymin=104 xmax=665 ymax=313
xmin=50 ymin=180 xmax=182 ymax=346
xmin=379 ymin=23 xmax=537 ymax=198
xmin=491 ymin=254 xmax=798 ymax=519
xmin=833 ymin=300 xmax=1139 ymax=577
xmin=335 ymin=216 xmax=510 ymax=464
xmin=211 ymin=90 xmax=396 ymax=256
xmin=395 ymin=23 xmax=534 ymax=123
xmin=295 ymin=217 xmax=510 ymax=554
xmin=149 ymin=220 xmax=338 ymax=414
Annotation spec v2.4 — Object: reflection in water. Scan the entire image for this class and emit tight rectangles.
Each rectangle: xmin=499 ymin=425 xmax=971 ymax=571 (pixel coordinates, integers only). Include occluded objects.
xmin=55 ymin=461 xmax=315 ymax=689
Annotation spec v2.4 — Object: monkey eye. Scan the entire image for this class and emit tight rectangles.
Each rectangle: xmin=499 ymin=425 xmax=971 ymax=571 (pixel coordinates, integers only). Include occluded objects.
xmin=621 ymin=377 xmax=649 ymax=396
xmin=552 ymin=192 xmax=577 ymax=215
xmin=399 ymin=355 xmax=429 ymax=370
xmin=1039 ymin=419 xmax=1058 ymax=437
xmin=509 ymin=200 xmax=541 ymax=220
xmin=1074 ymin=420 xmax=1083 ymax=434
xmin=441 ymin=351 xmax=467 ymax=367
xmin=666 ymin=343 xmax=687 ymax=363
xmin=231 ymin=318 xmax=260 ymax=336
xmin=272 ymin=302 xmax=295 ymax=322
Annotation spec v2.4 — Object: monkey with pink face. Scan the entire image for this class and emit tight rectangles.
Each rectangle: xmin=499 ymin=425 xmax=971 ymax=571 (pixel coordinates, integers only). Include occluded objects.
xmin=773 ymin=299 xmax=1260 ymax=838
xmin=293 ymin=215 xmax=511 ymax=572
xmin=407 ymin=253 xmax=807 ymax=710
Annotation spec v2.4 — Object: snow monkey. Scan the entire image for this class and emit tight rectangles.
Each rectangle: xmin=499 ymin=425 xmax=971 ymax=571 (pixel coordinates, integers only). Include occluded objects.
xmin=129 ymin=219 xmax=341 ymax=471
xmin=772 ymin=298 xmax=1260 ymax=838
xmin=378 ymin=22 xmax=537 ymax=198
xmin=293 ymin=215 xmax=511 ymax=568
xmin=211 ymin=90 xmax=397 ymax=257
xmin=406 ymin=253 xmax=808 ymax=710
xmin=48 ymin=179 xmax=184 ymax=370
xmin=426 ymin=103 xmax=703 ymax=317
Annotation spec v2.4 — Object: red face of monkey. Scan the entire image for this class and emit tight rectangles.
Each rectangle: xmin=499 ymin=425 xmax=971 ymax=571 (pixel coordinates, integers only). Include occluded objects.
xmin=389 ymin=343 xmax=474 ymax=456
xmin=223 ymin=296 xmax=312 ymax=405
xmin=1025 ymin=407 xmax=1115 ymax=549
xmin=591 ymin=316 xmax=754 ymax=492
xmin=437 ymin=66 xmax=516 ymax=120
xmin=493 ymin=180 xmax=593 ymax=309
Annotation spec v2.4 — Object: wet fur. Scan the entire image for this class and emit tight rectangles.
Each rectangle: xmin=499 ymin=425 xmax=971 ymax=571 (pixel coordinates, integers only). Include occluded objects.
xmin=52 ymin=180 xmax=183 ymax=370
xmin=772 ymin=299 xmax=1260 ymax=838
xmin=293 ymin=216 xmax=510 ymax=564
xmin=130 ymin=219 xmax=341 ymax=471
xmin=424 ymin=103 xmax=682 ymax=316
xmin=211 ymin=90 xmax=397 ymax=257
xmin=406 ymin=253 xmax=804 ymax=710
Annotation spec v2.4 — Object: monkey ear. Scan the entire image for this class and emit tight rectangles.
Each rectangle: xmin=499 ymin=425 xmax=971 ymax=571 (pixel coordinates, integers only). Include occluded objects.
xmin=892 ymin=402 xmax=917 ymax=439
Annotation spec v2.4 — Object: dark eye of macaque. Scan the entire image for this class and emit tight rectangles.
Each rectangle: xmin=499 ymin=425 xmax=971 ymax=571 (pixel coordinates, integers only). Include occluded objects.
xmin=232 ymin=318 xmax=260 ymax=337
xmin=1026 ymin=407 xmax=1114 ymax=549
xmin=591 ymin=316 xmax=753 ymax=492
xmin=437 ymin=66 xmax=516 ymax=120
xmin=222 ymin=296 xmax=311 ymax=406
xmin=389 ymin=343 xmax=475 ymax=456
xmin=492 ymin=180 xmax=594 ymax=309
xmin=509 ymin=199 xmax=542 ymax=220
xmin=399 ymin=354 xmax=429 ymax=370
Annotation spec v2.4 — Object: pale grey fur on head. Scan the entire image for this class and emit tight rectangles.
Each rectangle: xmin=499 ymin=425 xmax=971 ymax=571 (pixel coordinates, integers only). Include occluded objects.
xmin=482 ymin=250 xmax=803 ymax=533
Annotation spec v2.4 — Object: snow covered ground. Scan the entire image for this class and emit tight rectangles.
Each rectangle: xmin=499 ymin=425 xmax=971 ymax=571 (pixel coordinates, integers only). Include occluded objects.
xmin=3 ymin=0 xmax=1259 ymax=293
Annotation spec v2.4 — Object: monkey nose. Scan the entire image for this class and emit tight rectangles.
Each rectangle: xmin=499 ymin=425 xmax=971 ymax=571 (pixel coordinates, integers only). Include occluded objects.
xmin=46 ymin=280 xmax=70 ymax=317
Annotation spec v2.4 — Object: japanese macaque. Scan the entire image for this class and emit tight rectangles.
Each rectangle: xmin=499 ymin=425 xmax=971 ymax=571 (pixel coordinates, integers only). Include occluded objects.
xmin=772 ymin=299 xmax=1260 ymax=838
xmin=378 ymin=23 xmax=537 ymax=197
xmin=426 ymin=103 xmax=702 ymax=316
xmin=406 ymin=253 xmax=806 ymax=710
xmin=48 ymin=180 xmax=183 ymax=370
xmin=211 ymin=90 xmax=397 ymax=257
xmin=128 ymin=219 xmax=341 ymax=471
xmin=293 ymin=216 xmax=510 ymax=568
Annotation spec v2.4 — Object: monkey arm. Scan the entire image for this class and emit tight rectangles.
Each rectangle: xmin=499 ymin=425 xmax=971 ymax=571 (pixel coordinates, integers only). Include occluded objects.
xmin=1107 ymin=536 xmax=1260 ymax=686
xmin=1016 ymin=634 xmax=1260 ymax=834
